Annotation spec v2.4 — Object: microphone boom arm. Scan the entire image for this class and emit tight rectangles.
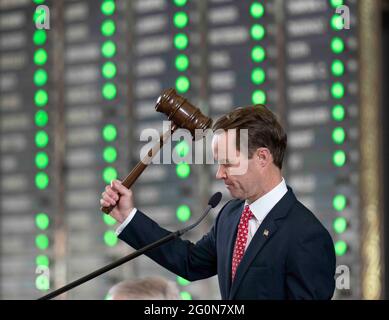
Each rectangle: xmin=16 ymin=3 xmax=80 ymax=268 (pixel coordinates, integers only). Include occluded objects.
xmin=38 ymin=230 xmax=180 ymax=300
xmin=38 ymin=192 xmax=221 ymax=300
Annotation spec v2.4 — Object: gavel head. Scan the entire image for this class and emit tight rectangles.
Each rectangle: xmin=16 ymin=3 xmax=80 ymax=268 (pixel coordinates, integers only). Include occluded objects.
xmin=155 ymin=88 xmax=213 ymax=138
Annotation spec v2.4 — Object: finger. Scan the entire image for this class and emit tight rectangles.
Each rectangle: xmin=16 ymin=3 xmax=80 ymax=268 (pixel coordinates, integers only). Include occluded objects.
xmin=110 ymin=207 xmax=121 ymax=218
xmin=100 ymin=198 xmax=111 ymax=207
xmin=105 ymin=186 xmax=119 ymax=201
xmin=102 ymin=192 xmax=116 ymax=206
xmin=111 ymin=180 xmax=132 ymax=197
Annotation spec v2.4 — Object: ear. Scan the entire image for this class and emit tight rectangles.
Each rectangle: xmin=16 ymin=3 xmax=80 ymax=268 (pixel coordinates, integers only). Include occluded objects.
xmin=255 ymin=147 xmax=272 ymax=167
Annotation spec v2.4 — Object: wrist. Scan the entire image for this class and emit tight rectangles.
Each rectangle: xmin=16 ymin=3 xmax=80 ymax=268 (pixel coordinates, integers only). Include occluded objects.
xmin=119 ymin=207 xmax=135 ymax=224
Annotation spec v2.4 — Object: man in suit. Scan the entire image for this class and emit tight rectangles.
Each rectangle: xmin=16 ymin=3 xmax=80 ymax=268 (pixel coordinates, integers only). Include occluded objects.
xmin=100 ymin=105 xmax=336 ymax=300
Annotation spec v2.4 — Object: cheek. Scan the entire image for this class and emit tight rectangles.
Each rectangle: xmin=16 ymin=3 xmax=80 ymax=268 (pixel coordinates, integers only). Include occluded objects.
xmin=232 ymin=175 xmax=249 ymax=190
xmin=240 ymin=174 xmax=255 ymax=189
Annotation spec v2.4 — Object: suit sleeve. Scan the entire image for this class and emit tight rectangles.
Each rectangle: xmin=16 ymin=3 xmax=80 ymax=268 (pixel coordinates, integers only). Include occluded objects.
xmin=118 ymin=205 xmax=225 ymax=281
xmin=285 ymin=224 xmax=336 ymax=300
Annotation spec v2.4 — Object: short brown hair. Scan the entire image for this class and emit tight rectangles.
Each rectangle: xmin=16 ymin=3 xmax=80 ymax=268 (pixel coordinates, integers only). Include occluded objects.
xmin=212 ymin=105 xmax=287 ymax=169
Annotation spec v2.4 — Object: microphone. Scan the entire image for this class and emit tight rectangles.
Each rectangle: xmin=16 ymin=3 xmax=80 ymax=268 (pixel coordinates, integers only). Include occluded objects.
xmin=209 ymin=191 xmax=223 ymax=208
xmin=38 ymin=192 xmax=222 ymax=300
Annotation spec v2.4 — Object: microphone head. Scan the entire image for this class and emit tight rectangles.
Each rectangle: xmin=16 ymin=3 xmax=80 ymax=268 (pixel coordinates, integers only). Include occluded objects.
xmin=208 ymin=192 xmax=222 ymax=208
xmin=155 ymin=88 xmax=213 ymax=138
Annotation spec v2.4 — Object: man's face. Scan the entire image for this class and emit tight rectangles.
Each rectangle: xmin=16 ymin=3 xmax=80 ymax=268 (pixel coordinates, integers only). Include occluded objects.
xmin=212 ymin=131 xmax=261 ymax=200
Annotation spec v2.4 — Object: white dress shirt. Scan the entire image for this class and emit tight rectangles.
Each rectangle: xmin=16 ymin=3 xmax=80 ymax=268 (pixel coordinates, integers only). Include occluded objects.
xmin=243 ymin=178 xmax=288 ymax=250
xmin=116 ymin=178 xmax=288 ymax=240
xmin=116 ymin=207 xmax=138 ymax=235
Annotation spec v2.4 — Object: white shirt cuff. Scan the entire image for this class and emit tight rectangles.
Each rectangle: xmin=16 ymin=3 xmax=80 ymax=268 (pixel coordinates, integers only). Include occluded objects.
xmin=115 ymin=208 xmax=138 ymax=236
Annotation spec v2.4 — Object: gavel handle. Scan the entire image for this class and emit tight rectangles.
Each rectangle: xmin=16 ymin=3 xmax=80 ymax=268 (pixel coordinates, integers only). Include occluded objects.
xmin=101 ymin=124 xmax=178 ymax=214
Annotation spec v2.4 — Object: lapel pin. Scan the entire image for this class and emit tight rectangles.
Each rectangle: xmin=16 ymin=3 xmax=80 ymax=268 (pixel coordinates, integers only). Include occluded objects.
xmin=263 ymin=229 xmax=269 ymax=237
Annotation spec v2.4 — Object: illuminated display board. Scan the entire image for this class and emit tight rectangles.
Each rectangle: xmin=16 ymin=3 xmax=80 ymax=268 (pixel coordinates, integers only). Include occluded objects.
xmin=283 ymin=0 xmax=360 ymax=299
xmin=0 ymin=0 xmax=370 ymax=300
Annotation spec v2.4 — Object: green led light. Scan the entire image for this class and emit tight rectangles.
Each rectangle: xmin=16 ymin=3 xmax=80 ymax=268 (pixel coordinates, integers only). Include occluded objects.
xmin=102 ymin=61 xmax=117 ymax=79
xmin=331 ymin=37 xmax=345 ymax=54
xmin=175 ymin=54 xmax=189 ymax=71
xmin=332 ymin=104 xmax=345 ymax=121
xmin=177 ymin=276 xmax=190 ymax=286
xmin=175 ymin=75 xmax=190 ymax=93
xmin=250 ymin=24 xmax=266 ymax=41
xmin=330 ymin=0 xmax=344 ymax=8
xmin=35 ymin=234 xmax=49 ymax=250
xmin=175 ymin=140 xmax=190 ymax=157
xmin=103 ymin=167 xmax=118 ymax=183
xmin=35 ymin=213 xmax=50 ymax=230
xmin=101 ymin=0 xmax=116 ymax=15
xmin=332 ymin=150 xmax=346 ymax=167
xmin=333 ymin=194 xmax=347 ymax=211
xmin=176 ymin=162 xmax=190 ymax=179
xmin=101 ymin=19 xmax=116 ymax=37
xmin=174 ymin=0 xmax=187 ymax=6
xmin=35 ymin=110 xmax=49 ymax=127
xmin=252 ymin=90 xmax=266 ymax=104
xmin=331 ymin=14 xmax=344 ymax=31
xmin=35 ymin=151 xmax=49 ymax=169
xmin=36 ymin=255 xmax=49 ymax=267
xmin=35 ymin=130 xmax=49 ymax=148
xmin=251 ymin=46 xmax=266 ymax=63
xmin=33 ymin=0 xmax=45 ymax=4
xmin=332 ymin=127 xmax=346 ymax=144
xmin=180 ymin=291 xmax=192 ymax=300
xmin=101 ymin=40 xmax=117 ymax=58
xmin=35 ymin=274 xmax=50 ymax=291
xmin=251 ymin=67 xmax=266 ymax=85
xmin=250 ymin=2 xmax=265 ymax=18
xmin=174 ymin=12 xmax=189 ymax=28
xmin=34 ymin=89 xmax=48 ymax=107
xmin=102 ymin=82 xmax=117 ymax=100
xmin=174 ymin=33 xmax=189 ymax=50
xmin=35 ymin=172 xmax=49 ymax=189
xmin=103 ymin=146 xmax=118 ymax=163
xmin=33 ymin=29 xmax=47 ymax=46
xmin=104 ymin=230 xmax=118 ymax=247
xmin=331 ymin=59 xmax=345 ymax=77
xmin=176 ymin=205 xmax=191 ymax=222
xmin=34 ymin=48 xmax=48 ymax=66
xmin=103 ymin=214 xmax=117 ymax=226
xmin=34 ymin=69 xmax=48 ymax=86
xmin=331 ymin=82 xmax=345 ymax=99
xmin=333 ymin=217 xmax=347 ymax=234
xmin=102 ymin=124 xmax=117 ymax=142
xmin=335 ymin=240 xmax=348 ymax=256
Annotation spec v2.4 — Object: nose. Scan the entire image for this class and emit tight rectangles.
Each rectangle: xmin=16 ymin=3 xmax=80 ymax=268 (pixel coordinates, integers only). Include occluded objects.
xmin=216 ymin=165 xmax=227 ymax=180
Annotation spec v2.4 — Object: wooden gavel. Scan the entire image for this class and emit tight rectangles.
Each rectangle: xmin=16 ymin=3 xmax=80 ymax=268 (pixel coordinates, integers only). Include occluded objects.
xmin=101 ymin=88 xmax=213 ymax=214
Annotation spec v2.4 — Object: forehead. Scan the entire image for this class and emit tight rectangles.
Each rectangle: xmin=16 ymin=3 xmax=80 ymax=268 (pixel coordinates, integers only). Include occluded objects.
xmin=212 ymin=131 xmax=238 ymax=159
xmin=212 ymin=131 xmax=235 ymax=147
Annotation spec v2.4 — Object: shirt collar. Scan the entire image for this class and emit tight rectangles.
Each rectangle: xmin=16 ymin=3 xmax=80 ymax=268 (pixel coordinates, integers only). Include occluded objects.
xmin=244 ymin=178 xmax=288 ymax=223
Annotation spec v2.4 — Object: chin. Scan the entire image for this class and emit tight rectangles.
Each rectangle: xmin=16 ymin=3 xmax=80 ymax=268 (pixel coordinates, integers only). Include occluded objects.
xmin=227 ymin=188 xmax=244 ymax=200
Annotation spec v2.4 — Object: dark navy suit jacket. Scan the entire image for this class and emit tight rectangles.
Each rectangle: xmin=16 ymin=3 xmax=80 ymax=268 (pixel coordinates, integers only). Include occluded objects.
xmin=118 ymin=187 xmax=336 ymax=300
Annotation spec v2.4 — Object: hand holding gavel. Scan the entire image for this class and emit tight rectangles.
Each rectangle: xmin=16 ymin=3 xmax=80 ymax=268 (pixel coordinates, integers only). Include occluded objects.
xmin=100 ymin=180 xmax=134 ymax=223
xmin=100 ymin=88 xmax=213 ymax=215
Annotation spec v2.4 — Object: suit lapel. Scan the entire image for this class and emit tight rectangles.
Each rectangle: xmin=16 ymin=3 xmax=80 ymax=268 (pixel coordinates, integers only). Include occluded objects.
xmin=228 ymin=188 xmax=297 ymax=299
xmin=223 ymin=201 xmax=244 ymax=299
xmin=228 ymin=218 xmax=278 ymax=299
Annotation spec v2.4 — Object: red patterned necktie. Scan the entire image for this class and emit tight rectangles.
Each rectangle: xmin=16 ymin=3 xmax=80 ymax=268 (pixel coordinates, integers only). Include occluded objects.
xmin=231 ymin=205 xmax=254 ymax=281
